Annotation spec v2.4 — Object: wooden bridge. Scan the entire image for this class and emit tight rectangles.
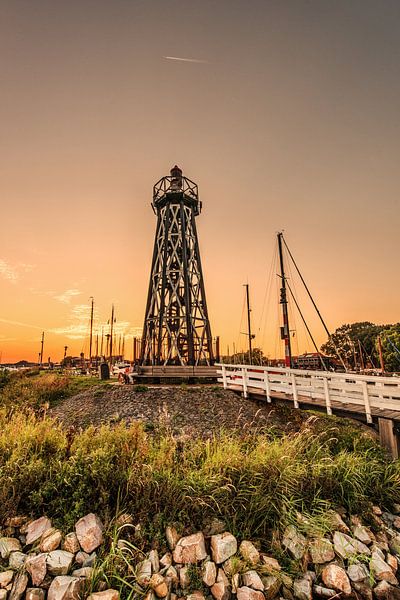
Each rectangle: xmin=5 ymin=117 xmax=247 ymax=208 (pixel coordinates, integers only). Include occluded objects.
xmin=216 ymin=363 xmax=400 ymax=458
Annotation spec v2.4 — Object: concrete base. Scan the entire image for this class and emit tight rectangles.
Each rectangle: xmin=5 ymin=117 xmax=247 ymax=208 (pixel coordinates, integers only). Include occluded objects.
xmin=378 ymin=418 xmax=400 ymax=459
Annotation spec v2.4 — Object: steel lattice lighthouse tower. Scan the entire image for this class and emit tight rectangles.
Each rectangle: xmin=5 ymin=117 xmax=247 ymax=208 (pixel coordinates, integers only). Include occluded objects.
xmin=140 ymin=166 xmax=214 ymax=366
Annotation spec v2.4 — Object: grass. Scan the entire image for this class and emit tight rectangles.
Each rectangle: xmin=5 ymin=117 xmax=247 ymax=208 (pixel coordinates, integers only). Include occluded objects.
xmin=0 ymin=369 xmax=110 ymax=412
xmin=0 ymin=403 xmax=399 ymax=539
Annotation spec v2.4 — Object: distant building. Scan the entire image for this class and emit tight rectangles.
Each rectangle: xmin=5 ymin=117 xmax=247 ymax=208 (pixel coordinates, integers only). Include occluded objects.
xmin=292 ymin=352 xmax=340 ymax=371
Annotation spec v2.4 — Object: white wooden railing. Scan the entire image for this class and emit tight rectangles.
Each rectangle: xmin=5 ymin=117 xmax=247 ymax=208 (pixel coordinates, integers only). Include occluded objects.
xmin=216 ymin=364 xmax=400 ymax=424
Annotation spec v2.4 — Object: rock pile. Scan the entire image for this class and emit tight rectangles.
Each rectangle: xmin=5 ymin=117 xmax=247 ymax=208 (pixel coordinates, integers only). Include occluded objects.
xmin=2 ymin=505 xmax=400 ymax=600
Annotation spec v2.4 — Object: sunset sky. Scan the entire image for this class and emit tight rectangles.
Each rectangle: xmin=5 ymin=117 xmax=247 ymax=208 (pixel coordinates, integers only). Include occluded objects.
xmin=1 ymin=0 xmax=400 ymax=363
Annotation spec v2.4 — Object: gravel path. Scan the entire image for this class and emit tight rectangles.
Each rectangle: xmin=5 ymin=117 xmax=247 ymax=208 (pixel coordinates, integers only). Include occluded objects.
xmin=50 ymin=384 xmax=308 ymax=437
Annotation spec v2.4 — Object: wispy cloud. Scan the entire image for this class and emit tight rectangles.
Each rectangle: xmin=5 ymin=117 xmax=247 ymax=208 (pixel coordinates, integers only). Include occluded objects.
xmin=53 ymin=288 xmax=82 ymax=304
xmin=0 ymin=259 xmax=19 ymax=283
xmin=163 ymin=56 xmax=209 ymax=63
xmin=0 ymin=317 xmax=42 ymax=330
xmin=0 ymin=259 xmax=36 ymax=283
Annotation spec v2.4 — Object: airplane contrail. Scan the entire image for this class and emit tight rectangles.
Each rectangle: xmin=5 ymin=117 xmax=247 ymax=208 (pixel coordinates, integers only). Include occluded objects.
xmin=163 ymin=56 xmax=209 ymax=64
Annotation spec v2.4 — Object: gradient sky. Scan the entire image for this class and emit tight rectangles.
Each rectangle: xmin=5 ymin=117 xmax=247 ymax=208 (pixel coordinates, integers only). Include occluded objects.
xmin=1 ymin=0 xmax=399 ymax=362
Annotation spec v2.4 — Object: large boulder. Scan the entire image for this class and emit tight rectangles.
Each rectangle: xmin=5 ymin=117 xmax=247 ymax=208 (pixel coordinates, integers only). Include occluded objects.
xmin=239 ymin=541 xmax=260 ymax=565
xmin=9 ymin=573 xmax=28 ymax=600
xmin=321 ymin=564 xmax=351 ymax=596
xmin=333 ymin=531 xmax=370 ymax=559
xmin=211 ymin=533 xmax=237 ymax=564
xmin=172 ymin=532 xmax=207 ymax=564
xmin=25 ymin=517 xmax=52 ymax=546
xmin=62 ymin=533 xmax=80 ymax=554
xmin=282 ymin=526 xmax=307 ymax=560
xmin=25 ymin=554 xmax=47 ymax=586
xmin=75 ymin=514 xmax=104 ymax=553
xmin=371 ymin=550 xmax=399 ymax=585
xmin=46 ymin=550 xmax=75 ymax=576
xmin=40 ymin=528 xmax=62 ymax=552
xmin=0 ymin=538 xmax=22 ymax=559
xmin=236 ymin=587 xmax=264 ymax=600
xmin=47 ymin=577 xmax=82 ymax=600
xmin=309 ymin=538 xmax=334 ymax=564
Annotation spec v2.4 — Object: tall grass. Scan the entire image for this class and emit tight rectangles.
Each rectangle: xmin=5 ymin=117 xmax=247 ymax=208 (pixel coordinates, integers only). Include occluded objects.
xmin=0 ymin=408 xmax=399 ymax=542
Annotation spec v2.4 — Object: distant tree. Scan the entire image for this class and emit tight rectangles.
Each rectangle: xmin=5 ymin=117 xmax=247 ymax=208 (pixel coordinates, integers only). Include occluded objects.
xmin=221 ymin=347 xmax=267 ymax=365
xmin=321 ymin=322 xmax=391 ymax=369
xmin=380 ymin=324 xmax=400 ymax=372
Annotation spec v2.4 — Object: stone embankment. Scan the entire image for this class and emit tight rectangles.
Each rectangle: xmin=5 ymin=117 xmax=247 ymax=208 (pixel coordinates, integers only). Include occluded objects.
xmin=2 ymin=506 xmax=400 ymax=600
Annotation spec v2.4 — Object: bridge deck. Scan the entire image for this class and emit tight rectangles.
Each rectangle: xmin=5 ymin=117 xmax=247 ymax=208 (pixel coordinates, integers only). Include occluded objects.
xmin=216 ymin=364 xmax=400 ymax=424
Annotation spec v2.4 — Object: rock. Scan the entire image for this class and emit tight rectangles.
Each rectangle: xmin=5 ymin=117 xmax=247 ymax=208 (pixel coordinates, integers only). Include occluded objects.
xmin=87 ymin=592 xmax=119 ymax=600
xmin=165 ymin=526 xmax=180 ymax=550
xmin=232 ymin=573 xmax=240 ymax=594
xmin=0 ymin=591 xmax=7 ymax=600
xmin=321 ymin=564 xmax=351 ymax=596
xmin=309 ymin=538 xmax=334 ymax=564
xmin=172 ymin=532 xmax=207 ymax=564
xmin=371 ymin=550 xmax=399 ymax=584
xmin=25 ymin=554 xmax=47 ymax=587
xmin=353 ymin=525 xmax=375 ymax=545
xmin=203 ymin=561 xmax=217 ymax=587
xmin=352 ymin=582 xmax=373 ymax=600
xmin=149 ymin=549 xmax=160 ymax=573
xmin=149 ymin=574 xmax=168 ymax=598
xmin=347 ymin=563 xmax=369 ymax=582
xmin=282 ymin=526 xmax=307 ymax=560
xmin=312 ymin=585 xmax=336 ymax=598
xmin=293 ymin=575 xmax=312 ymax=600
xmin=372 ymin=506 xmax=383 ymax=515
xmin=242 ymin=571 xmax=263 ymax=591
xmin=389 ymin=534 xmax=400 ymax=556
xmin=71 ymin=567 xmax=94 ymax=578
xmin=386 ymin=553 xmax=398 ymax=573
xmin=262 ymin=576 xmax=281 ymax=600
xmin=211 ymin=533 xmax=237 ymax=564
xmin=9 ymin=573 xmax=29 ymax=600
xmin=5 ymin=516 xmax=27 ymax=529
xmin=239 ymin=541 xmax=260 ymax=565
xmin=9 ymin=551 xmax=27 ymax=570
xmin=40 ymin=528 xmax=62 ymax=552
xmin=62 ymin=533 xmax=80 ymax=554
xmin=48 ymin=577 xmax=82 ymax=600
xmin=203 ymin=518 xmax=226 ymax=537
xmin=329 ymin=511 xmax=350 ymax=533
xmin=0 ymin=538 xmax=22 ymax=559
xmin=394 ymin=504 xmax=400 ymax=515
xmin=82 ymin=552 xmax=96 ymax=568
xmin=46 ymin=550 xmax=74 ymax=576
xmin=261 ymin=556 xmax=281 ymax=573
xmin=25 ymin=518 xmax=52 ymax=546
xmin=75 ymin=513 xmax=104 ymax=553
xmin=74 ymin=551 xmax=89 ymax=565
xmin=333 ymin=531 xmax=370 ymax=559
xmin=236 ymin=587 xmax=264 ymax=600
xmin=187 ymin=593 xmax=205 ymax=600
xmin=165 ymin=566 xmax=178 ymax=586
xmin=0 ymin=571 xmax=14 ymax=589
xmin=374 ymin=580 xmax=400 ymax=599
xmin=137 ymin=560 xmax=152 ymax=587
xmin=159 ymin=553 xmax=172 ymax=568
xmin=26 ymin=589 xmax=45 ymax=600
xmin=375 ymin=531 xmax=390 ymax=552
xmin=211 ymin=571 xmax=231 ymax=600
xmin=179 ymin=566 xmax=190 ymax=589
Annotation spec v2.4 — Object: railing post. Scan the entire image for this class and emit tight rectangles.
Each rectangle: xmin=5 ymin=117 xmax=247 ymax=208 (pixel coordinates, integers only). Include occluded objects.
xmin=221 ymin=365 xmax=227 ymax=389
xmin=264 ymin=370 xmax=272 ymax=403
xmin=291 ymin=372 xmax=299 ymax=409
xmin=361 ymin=380 xmax=373 ymax=424
xmin=323 ymin=376 xmax=332 ymax=416
xmin=242 ymin=366 xmax=248 ymax=399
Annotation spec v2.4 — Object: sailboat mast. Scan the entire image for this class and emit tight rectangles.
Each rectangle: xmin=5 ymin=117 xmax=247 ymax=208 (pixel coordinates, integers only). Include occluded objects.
xmin=244 ymin=283 xmax=253 ymax=365
xmin=277 ymin=232 xmax=292 ymax=368
xmin=109 ymin=304 xmax=115 ymax=365
xmin=89 ymin=297 xmax=94 ymax=368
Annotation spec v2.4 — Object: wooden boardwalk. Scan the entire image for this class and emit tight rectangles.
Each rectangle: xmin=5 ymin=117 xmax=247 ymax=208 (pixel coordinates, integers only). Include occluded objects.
xmin=216 ymin=363 xmax=400 ymax=457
